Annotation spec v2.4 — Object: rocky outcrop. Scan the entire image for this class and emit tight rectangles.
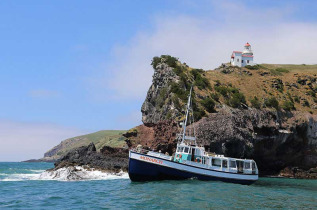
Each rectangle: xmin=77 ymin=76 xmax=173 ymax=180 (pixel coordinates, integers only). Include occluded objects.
xmin=278 ymin=166 xmax=317 ymax=179
xmin=123 ymin=120 xmax=179 ymax=155
xmin=141 ymin=63 xmax=181 ymax=125
xmin=193 ymin=106 xmax=317 ymax=175
xmin=54 ymin=143 xmax=128 ymax=172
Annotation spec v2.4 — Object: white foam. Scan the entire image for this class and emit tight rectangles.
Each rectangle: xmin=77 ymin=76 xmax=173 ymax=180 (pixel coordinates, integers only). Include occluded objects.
xmin=39 ymin=166 xmax=129 ymax=181
xmin=29 ymin=169 xmax=46 ymax=173
xmin=0 ymin=166 xmax=129 ymax=181
xmin=1 ymin=173 xmax=41 ymax=181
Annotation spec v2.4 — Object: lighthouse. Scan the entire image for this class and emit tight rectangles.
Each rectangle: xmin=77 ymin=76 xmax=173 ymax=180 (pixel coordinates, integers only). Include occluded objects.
xmin=230 ymin=42 xmax=254 ymax=67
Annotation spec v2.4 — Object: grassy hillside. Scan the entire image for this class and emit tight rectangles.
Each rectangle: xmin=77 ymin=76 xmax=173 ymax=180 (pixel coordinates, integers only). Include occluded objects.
xmin=151 ymin=55 xmax=317 ymax=123
xmin=44 ymin=130 xmax=127 ymax=160
xmin=204 ymin=64 xmax=317 ymax=114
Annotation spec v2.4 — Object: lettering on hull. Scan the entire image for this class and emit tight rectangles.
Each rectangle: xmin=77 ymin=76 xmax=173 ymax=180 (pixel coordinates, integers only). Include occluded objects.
xmin=140 ymin=156 xmax=163 ymax=165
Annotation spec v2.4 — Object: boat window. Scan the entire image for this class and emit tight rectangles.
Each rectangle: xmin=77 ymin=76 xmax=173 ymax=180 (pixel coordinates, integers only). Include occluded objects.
xmin=195 ymin=149 xmax=201 ymax=156
xmin=244 ymin=161 xmax=251 ymax=169
xmin=184 ymin=147 xmax=189 ymax=153
xmin=177 ymin=147 xmax=183 ymax=152
xmin=212 ymin=158 xmax=221 ymax=167
xmin=229 ymin=160 xmax=237 ymax=168
xmin=252 ymin=162 xmax=256 ymax=170
xmin=222 ymin=160 xmax=228 ymax=168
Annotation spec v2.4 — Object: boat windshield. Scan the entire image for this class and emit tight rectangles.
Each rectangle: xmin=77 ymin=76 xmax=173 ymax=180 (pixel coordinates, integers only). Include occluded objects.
xmin=177 ymin=147 xmax=184 ymax=152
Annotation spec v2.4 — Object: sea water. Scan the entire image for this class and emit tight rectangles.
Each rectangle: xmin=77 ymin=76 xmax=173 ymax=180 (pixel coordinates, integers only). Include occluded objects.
xmin=0 ymin=162 xmax=316 ymax=209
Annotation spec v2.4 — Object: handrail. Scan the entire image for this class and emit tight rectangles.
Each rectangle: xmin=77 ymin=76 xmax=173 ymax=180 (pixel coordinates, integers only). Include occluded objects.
xmin=130 ymin=148 xmax=172 ymax=160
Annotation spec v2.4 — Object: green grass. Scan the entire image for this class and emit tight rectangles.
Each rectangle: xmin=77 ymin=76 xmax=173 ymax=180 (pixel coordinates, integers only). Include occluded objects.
xmin=45 ymin=130 xmax=127 ymax=159
xmin=261 ymin=64 xmax=317 ymax=73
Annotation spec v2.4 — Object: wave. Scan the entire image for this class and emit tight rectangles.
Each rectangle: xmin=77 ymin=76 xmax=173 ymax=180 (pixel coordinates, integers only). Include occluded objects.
xmin=39 ymin=166 xmax=129 ymax=181
xmin=0 ymin=173 xmax=41 ymax=181
xmin=0 ymin=166 xmax=129 ymax=182
xmin=29 ymin=169 xmax=46 ymax=173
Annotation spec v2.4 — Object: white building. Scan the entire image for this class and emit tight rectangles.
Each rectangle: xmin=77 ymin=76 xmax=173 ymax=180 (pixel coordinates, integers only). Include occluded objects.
xmin=230 ymin=42 xmax=254 ymax=67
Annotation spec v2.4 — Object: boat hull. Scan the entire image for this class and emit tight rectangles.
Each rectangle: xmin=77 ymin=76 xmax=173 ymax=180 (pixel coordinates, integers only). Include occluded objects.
xmin=128 ymin=151 xmax=258 ymax=185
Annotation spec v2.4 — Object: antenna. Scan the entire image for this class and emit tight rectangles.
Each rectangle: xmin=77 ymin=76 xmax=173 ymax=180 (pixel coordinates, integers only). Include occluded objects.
xmin=182 ymin=85 xmax=194 ymax=144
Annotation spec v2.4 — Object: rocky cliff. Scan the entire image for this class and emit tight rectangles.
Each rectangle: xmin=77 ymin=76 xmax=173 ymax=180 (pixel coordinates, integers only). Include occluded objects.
xmin=53 ymin=143 xmax=128 ymax=173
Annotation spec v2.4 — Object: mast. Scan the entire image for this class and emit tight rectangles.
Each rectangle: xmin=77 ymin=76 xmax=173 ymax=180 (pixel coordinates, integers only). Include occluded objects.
xmin=182 ymin=86 xmax=193 ymax=144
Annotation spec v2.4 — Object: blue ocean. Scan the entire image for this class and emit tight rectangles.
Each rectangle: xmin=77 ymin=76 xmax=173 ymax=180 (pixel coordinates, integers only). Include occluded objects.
xmin=0 ymin=162 xmax=316 ymax=209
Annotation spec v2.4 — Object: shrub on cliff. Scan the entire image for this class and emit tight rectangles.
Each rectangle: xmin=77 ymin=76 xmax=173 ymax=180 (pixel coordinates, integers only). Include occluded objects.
xmin=227 ymin=92 xmax=246 ymax=108
xmin=170 ymin=82 xmax=188 ymax=101
xmin=276 ymin=68 xmax=289 ymax=73
xmin=156 ymin=87 xmax=168 ymax=108
xmin=270 ymin=68 xmax=289 ymax=76
xmin=201 ymin=97 xmax=216 ymax=113
xmin=151 ymin=56 xmax=161 ymax=69
xmin=171 ymin=95 xmax=181 ymax=110
xmin=264 ymin=97 xmax=279 ymax=109
xmin=192 ymin=97 xmax=206 ymax=120
xmin=193 ymin=109 xmax=206 ymax=120
xmin=245 ymin=64 xmax=261 ymax=70
xmin=214 ymin=85 xmax=230 ymax=97
xmin=303 ymin=100 xmax=310 ymax=107
xmin=281 ymin=100 xmax=295 ymax=111
xmin=211 ymin=93 xmax=220 ymax=102
xmin=307 ymin=90 xmax=315 ymax=98
xmin=191 ymin=69 xmax=211 ymax=90
xmin=250 ymin=96 xmax=261 ymax=109
xmin=214 ymin=83 xmax=247 ymax=108
xmin=151 ymin=55 xmax=178 ymax=69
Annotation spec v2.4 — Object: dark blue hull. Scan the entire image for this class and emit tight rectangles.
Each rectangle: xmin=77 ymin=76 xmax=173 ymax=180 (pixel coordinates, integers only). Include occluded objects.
xmin=128 ymin=157 xmax=256 ymax=185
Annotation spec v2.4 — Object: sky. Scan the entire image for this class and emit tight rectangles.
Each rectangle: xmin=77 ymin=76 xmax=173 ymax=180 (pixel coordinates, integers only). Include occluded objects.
xmin=0 ymin=0 xmax=316 ymax=161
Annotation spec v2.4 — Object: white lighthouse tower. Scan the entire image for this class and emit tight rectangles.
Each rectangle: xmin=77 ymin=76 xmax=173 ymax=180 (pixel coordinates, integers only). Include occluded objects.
xmin=230 ymin=42 xmax=254 ymax=67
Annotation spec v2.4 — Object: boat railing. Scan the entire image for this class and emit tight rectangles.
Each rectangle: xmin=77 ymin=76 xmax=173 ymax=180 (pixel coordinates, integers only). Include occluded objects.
xmin=130 ymin=148 xmax=172 ymax=161
xmin=182 ymin=160 xmax=209 ymax=169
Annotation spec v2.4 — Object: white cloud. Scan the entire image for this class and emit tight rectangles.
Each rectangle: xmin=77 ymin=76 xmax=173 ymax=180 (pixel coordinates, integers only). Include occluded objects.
xmin=93 ymin=0 xmax=317 ymax=101
xmin=0 ymin=120 xmax=87 ymax=161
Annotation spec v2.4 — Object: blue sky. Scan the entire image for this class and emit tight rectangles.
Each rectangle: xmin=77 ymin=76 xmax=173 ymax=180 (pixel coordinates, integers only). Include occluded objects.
xmin=1 ymin=0 xmax=316 ymax=161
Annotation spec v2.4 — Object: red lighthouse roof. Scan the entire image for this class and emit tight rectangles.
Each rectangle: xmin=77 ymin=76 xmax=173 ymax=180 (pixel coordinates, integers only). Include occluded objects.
xmin=245 ymin=42 xmax=250 ymax=46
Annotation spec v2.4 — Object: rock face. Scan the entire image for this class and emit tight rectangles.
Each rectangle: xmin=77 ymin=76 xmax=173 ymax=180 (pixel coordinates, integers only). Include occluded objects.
xmin=194 ymin=107 xmax=317 ymax=175
xmin=141 ymin=63 xmax=180 ymax=125
xmin=124 ymin=120 xmax=179 ymax=155
xmin=279 ymin=166 xmax=317 ymax=179
xmin=54 ymin=143 xmax=129 ymax=172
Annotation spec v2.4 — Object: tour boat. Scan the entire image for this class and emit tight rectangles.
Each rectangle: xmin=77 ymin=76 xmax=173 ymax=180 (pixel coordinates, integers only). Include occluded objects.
xmin=128 ymin=87 xmax=259 ymax=185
